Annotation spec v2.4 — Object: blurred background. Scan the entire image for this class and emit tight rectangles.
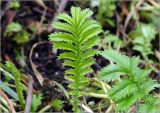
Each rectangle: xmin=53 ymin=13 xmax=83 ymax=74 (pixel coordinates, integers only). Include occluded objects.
xmin=0 ymin=0 xmax=160 ymax=112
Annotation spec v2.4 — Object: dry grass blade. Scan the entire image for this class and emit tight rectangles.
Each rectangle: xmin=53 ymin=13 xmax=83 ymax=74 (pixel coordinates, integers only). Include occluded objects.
xmin=24 ymin=75 xmax=34 ymax=113
xmin=0 ymin=90 xmax=16 ymax=113
xmin=80 ymin=103 xmax=94 ymax=113
xmin=29 ymin=41 xmax=51 ymax=86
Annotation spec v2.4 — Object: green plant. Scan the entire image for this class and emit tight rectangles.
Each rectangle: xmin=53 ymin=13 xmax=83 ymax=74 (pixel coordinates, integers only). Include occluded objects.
xmin=97 ymin=0 xmax=116 ymax=27
xmin=9 ymin=0 xmax=20 ymax=9
xmin=0 ymin=62 xmax=22 ymax=112
xmin=100 ymin=31 xmax=125 ymax=50
xmin=5 ymin=22 xmax=22 ymax=37
xmin=99 ymin=49 xmax=160 ymax=112
xmin=49 ymin=6 xmax=102 ymax=112
xmin=129 ymin=23 xmax=157 ymax=56
xmin=13 ymin=31 xmax=30 ymax=44
xmin=106 ymin=34 xmax=125 ymax=49
xmin=4 ymin=61 xmax=25 ymax=109
xmin=51 ymin=99 xmax=64 ymax=111
xmin=1 ymin=61 xmax=43 ymax=112
xmin=4 ymin=22 xmax=30 ymax=71
xmin=4 ymin=22 xmax=30 ymax=68
xmin=5 ymin=22 xmax=30 ymax=44
xmin=140 ymin=4 xmax=160 ymax=28
xmin=129 ymin=23 xmax=158 ymax=71
xmin=138 ymin=96 xmax=160 ymax=113
xmin=31 ymin=94 xmax=43 ymax=112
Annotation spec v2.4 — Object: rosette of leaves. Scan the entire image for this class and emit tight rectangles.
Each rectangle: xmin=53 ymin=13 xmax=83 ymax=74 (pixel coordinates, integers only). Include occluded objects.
xmin=49 ymin=6 xmax=102 ymax=112
xmin=99 ymin=49 xmax=160 ymax=112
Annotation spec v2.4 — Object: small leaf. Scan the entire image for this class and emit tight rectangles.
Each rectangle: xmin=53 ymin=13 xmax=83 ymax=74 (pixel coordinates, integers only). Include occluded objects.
xmin=49 ymin=32 xmax=76 ymax=43
xmin=51 ymin=99 xmax=64 ymax=111
xmin=58 ymin=52 xmax=77 ymax=60
xmin=54 ymin=42 xmax=77 ymax=53
xmin=31 ymin=94 xmax=43 ymax=112
xmin=100 ymin=64 xmax=126 ymax=82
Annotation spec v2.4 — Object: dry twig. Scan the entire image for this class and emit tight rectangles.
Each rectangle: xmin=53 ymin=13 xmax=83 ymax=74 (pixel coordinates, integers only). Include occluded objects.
xmin=29 ymin=41 xmax=51 ymax=86
xmin=24 ymin=75 xmax=34 ymax=113
xmin=123 ymin=0 xmax=144 ymax=32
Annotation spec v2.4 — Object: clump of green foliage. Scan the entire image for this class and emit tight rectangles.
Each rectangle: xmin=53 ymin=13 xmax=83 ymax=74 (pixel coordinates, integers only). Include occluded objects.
xmin=51 ymin=99 xmax=64 ymax=111
xmin=5 ymin=22 xmax=30 ymax=44
xmin=129 ymin=23 xmax=157 ymax=56
xmin=5 ymin=22 xmax=22 ymax=36
xmin=1 ymin=61 xmax=44 ymax=112
xmin=129 ymin=23 xmax=158 ymax=71
xmin=31 ymin=94 xmax=43 ymax=112
xmin=140 ymin=5 xmax=160 ymax=28
xmin=49 ymin=6 xmax=102 ymax=112
xmin=100 ymin=31 xmax=125 ymax=50
xmin=98 ymin=0 xmax=116 ymax=27
xmin=0 ymin=61 xmax=21 ymax=112
xmin=9 ymin=0 xmax=20 ymax=9
xmin=100 ymin=49 xmax=160 ymax=112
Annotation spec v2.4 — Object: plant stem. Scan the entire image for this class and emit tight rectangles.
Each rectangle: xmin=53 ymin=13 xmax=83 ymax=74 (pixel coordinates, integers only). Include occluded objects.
xmin=105 ymin=104 xmax=113 ymax=113
xmin=39 ymin=104 xmax=51 ymax=113
xmin=14 ymin=75 xmax=25 ymax=109
xmin=81 ymin=92 xmax=108 ymax=99
xmin=100 ymin=81 xmax=108 ymax=93
xmin=142 ymin=53 xmax=159 ymax=73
